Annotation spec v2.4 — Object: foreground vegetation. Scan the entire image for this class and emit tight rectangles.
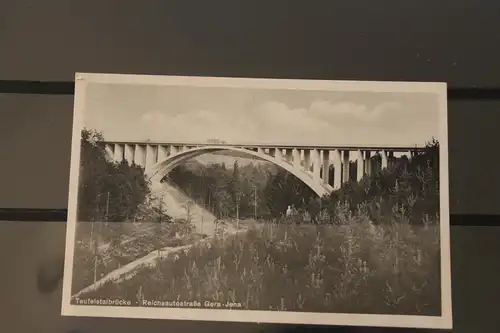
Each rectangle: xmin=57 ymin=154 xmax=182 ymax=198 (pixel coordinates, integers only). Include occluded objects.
xmin=71 ymin=220 xmax=198 ymax=294
xmin=81 ymin=207 xmax=441 ymax=315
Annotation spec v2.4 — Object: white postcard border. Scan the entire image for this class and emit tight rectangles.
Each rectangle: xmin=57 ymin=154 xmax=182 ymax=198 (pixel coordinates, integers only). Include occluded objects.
xmin=61 ymin=73 xmax=452 ymax=329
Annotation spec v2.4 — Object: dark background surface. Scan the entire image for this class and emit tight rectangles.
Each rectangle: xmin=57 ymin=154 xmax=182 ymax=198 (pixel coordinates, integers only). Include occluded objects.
xmin=1 ymin=1 xmax=499 ymax=332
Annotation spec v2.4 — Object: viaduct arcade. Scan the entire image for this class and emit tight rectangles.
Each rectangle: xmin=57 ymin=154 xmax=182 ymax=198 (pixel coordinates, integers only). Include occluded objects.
xmin=101 ymin=141 xmax=425 ymax=197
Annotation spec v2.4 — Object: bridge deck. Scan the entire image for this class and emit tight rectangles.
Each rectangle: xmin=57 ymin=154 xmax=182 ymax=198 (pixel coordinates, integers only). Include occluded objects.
xmin=101 ymin=141 xmax=426 ymax=151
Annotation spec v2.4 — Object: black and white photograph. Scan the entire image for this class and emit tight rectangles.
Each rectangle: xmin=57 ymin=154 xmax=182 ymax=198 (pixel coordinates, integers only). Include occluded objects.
xmin=61 ymin=73 xmax=452 ymax=329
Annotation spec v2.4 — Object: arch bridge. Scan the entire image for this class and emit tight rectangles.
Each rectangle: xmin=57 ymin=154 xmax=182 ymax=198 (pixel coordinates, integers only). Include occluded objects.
xmin=101 ymin=141 xmax=425 ymax=197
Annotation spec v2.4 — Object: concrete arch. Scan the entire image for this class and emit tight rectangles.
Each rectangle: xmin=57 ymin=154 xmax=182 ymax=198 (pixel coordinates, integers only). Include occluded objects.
xmin=146 ymin=146 xmax=332 ymax=197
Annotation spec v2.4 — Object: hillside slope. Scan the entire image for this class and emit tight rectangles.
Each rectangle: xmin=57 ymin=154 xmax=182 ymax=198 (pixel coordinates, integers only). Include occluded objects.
xmin=151 ymin=180 xmax=219 ymax=236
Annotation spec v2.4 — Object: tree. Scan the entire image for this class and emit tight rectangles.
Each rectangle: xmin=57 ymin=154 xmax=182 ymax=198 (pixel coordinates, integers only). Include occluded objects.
xmin=183 ymin=200 xmax=195 ymax=223
xmin=134 ymin=190 xmax=171 ymax=223
xmin=264 ymin=168 xmax=316 ymax=219
xmin=167 ymin=157 xmax=279 ymax=220
xmin=78 ymin=128 xmax=157 ymax=223
xmin=229 ymin=160 xmax=241 ymax=211
xmin=321 ymin=138 xmax=441 ymax=225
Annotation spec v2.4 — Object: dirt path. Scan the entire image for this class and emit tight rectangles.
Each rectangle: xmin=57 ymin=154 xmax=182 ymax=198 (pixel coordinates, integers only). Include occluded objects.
xmin=72 ymin=224 xmax=253 ymax=299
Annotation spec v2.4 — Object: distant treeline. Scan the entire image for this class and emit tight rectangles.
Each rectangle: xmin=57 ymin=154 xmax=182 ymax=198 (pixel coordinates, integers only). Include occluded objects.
xmin=169 ymin=139 xmax=440 ymax=226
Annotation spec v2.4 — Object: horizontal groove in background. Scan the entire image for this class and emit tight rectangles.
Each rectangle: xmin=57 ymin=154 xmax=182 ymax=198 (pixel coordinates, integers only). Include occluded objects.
xmin=1 ymin=80 xmax=500 ymax=100
xmin=0 ymin=80 xmax=74 ymax=95
xmin=1 ymin=81 xmax=499 ymax=225
xmin=0 ymin=208 xmax=498 ymax=226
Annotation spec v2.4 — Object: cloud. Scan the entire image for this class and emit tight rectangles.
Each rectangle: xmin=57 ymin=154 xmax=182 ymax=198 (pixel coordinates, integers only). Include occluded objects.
xmin=309 ymin=100 xmax=406 ymax=123
xmin=138 ymin=100 xmax=411 ymax=145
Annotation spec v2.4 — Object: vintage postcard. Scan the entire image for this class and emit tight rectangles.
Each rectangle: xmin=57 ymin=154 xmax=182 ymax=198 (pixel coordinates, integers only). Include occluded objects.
xmin=61 ymin=73 xmax=452 ymax=329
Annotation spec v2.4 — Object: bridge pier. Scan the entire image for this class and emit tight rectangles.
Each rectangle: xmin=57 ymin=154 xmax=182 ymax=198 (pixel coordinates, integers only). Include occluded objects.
xmin=145 ymin=145 xmax=157 ymax=171
xmin=170 ymin=145 xmax=179 ymax=156
xmin=285 ymin=149 xmax=293 ymax=163
xmin=332 ymin=150 xmax=342 ymax=190
xmin=322 ymin=150 xmax=330 ymax=185
xmin=124 ymin=144 xmax=134 ymax=165
xmin=134 ymin=145 xmax=146 ymax=168
xmin=157 ymin=145 xmax=168 ymax=162
xmin=303 ymin=149 xmax=311 ymax=171
xmin=292 ymin=148 xmax=301 ymax=167
xmin=388 ymin=151 xmax=394 ymax=168
xmin=407 ymin=150 xmax=414 ymax=161
xmin=381 ymin=150 xmax=388 ymax=169
xmin=342 ymin=150 xmax=350 ymax=183
xmin=105 ymin=144 xmax=114 ymax=159
xmin=311 ymin=149 xmax=320 ymax=180
xmin=364 ymin=151 xmax=372 ymax=176
xmin=356 ymin=150 xmax=364 ymax=182
xmin=114 ymin=144 xmax=124 ymax=163
xmin=274 ymin=147 xmax=283 ymax=161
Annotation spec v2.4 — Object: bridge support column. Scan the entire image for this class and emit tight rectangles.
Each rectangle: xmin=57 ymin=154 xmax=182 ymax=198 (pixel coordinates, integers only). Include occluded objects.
xmin=274 ymin=147 xmax=283 ymax=161
xmin=364 ymin=151 xmax=372 ymax=176
xmin=292 ymin=148 xmax=301 ymax=167
xmin=381 ymin=150 xmax=388 ymax=169
xmin=342 ymin=150 xmax=350 ymax=183
xmin=145 ymin=145 xmax=157 ymax=171
xmin=332 ymin=150 xmax=341 ymax=190
xmin=105 ymin=144 xmax=114 ymax=160
xmin=114 ymin=144 xmax=124 ymax=163
xmin=285 ymin=149 xmax=293 ymax=163
xmin=157 ymin=145 xmax=168 ymax=162
xmin=322 ymin=150 xmax=330 ymax=185
xmin=311 ymin=149 xmax=320 ymax=180
xmin=124 ymin=144 xmax=134 ymax=165
xmin=134 ymin=145 xmax=146 ymax=168
xmin=257 ymin=147 xmax=264 ymax=155
xmin=170 ymin=145 xmax=179 ymax=156
xmin=303 ymin=149 xmax=311 ymax=171
xmin=356 ymin=150 xmax=364 ymax=182
xmin=407 ymin=150 xmax=415 ymax=162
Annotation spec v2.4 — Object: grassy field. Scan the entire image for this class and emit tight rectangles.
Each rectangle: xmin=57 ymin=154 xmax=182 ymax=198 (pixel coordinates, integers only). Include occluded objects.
xmin=71 ymin=220 xmax=201 ymax=294
xmin=79 ymin=218 xmax=441 ymax=316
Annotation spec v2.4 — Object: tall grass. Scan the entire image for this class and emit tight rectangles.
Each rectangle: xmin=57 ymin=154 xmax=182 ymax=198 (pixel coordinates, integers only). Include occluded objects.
xmin=71 ymin=220 xmax=198 ymax=294
xmin=80 ymin=202 xmax=441 ymax=316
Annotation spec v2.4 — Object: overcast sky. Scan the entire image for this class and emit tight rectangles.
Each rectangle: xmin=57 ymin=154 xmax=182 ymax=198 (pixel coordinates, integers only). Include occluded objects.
xmin=82 ymin=81 xmax=441 ymax=146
